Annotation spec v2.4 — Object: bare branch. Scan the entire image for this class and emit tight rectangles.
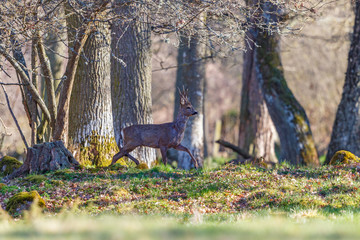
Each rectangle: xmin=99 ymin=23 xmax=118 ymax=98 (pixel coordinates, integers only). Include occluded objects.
xmin=0 ymin=82 xmax=29 ymax=86
xmin=152 ymin=55 xmax=213 ymax=72
xmin=36 ymin=31 xmax=57 ymax=129
xmin=0 ymin=45 xmax=51 ymax=122
xmin=1 ymin=84 xmax=28 ymax=149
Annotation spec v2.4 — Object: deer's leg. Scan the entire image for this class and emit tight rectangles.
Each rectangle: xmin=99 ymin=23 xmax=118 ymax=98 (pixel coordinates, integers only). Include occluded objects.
xmin=160 ymin=146 xmax=168 ymax=165
xmin=111 ymin=149 xmax=126 ymax=165
xmin=173 ymin=144 xmax=199 ymax=169
xmin=125 ymin=153 xmax=140 ymax=165
xmin=111 ymin=143 xmax=138 ymax=165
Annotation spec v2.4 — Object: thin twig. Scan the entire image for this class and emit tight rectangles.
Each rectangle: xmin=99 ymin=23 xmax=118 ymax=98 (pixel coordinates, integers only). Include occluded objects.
xmin=152 ymin=55 xmax=213 ymax=72
xmin=0 ymin=117 xmax=12 ymax=136
xmin=1 ymin=84 xmax=29 ymax=149
xmin=0 ymin=82 xmax=29 ymax=86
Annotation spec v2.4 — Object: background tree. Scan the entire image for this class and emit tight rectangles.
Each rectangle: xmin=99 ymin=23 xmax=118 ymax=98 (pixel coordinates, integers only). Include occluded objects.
xmin=254 ymin=2 xmax=319 ymax=166
xmin=173 ymin=29 xmax=207 ymax=169
xmin=325 ymin=1 xmax=360 ymax=164
xmin=111 ymin=0 xmax=156 ymax=167
xmin=68 ymin=3 xmax=117 ymax=166
xmin=238 ymin=0 xmax=277 ymax=163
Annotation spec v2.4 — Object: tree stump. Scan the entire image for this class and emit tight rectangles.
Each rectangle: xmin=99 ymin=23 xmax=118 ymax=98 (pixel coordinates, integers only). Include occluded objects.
xmin=8 ymin=141 xmax=79 ymax=179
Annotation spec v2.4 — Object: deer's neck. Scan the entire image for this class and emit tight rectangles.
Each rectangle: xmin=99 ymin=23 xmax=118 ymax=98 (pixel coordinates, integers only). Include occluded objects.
xmin=174 ymin=113 xmax=188 ymax=133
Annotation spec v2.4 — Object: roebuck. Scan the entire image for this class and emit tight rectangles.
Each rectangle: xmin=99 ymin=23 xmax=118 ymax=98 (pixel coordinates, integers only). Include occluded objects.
xmin=111 ymin=89 xmax=199 ymax=168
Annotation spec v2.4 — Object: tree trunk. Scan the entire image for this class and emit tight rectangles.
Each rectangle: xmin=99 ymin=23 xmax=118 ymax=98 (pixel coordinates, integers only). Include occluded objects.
xmin=8 ymin=141 xmax=79 ymax=179
xmin=44 ymin=4 xmax=66 ymax=92
xmin=111 ymin=0 xmax=156 ymax=167
xmin=325 ymin=2 xmax=360 ymax=164
xmin=53 ymin=1 xmax=109 ymax=143
xmin=68 ymin=10 xmax=117 ymax=166
xmin=255 ymin=3 xmax=318 ymax=166
xmin=239 ymin=27 xmax=277 ymax=163
xmin=174 ymin=30 xmax=206 ymax=170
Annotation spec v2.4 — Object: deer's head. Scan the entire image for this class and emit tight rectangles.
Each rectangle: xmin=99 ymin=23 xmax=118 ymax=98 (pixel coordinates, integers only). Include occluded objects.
xmin=179 ymin=89 xmax=198 ymax=117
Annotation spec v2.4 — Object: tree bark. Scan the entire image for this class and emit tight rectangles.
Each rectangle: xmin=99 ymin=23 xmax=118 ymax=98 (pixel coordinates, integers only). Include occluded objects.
xmin=53 ymin=1 xmax=110 ymax=143
xmin=325 ymin=2 xmax=360 ymax=164
xmin=255 ymin=3 xmax=319 ymax=166
xmin=37 ymin=33 xmax=57 ymax=133
xmin=239 ymin=27 xmax=277 ymax=163
xmin=111 ymin=0 xmax=156 ymax=167
xmin=43 ymin=3 xmax=66 ymax=94
xmin=68 ymin=9 xmax=117 ymax=167
xmin=174 ymin=28 xmax=206 ymax=170
xmin=8 ymin=141 xmax=79 ymax=179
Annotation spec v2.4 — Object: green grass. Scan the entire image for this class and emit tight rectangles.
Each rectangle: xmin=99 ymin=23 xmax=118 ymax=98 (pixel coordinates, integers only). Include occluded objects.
xmin=2 ymin=163 xmax=360 ymax=239
xmin=2 ymin=211 xmax=360 ymax=239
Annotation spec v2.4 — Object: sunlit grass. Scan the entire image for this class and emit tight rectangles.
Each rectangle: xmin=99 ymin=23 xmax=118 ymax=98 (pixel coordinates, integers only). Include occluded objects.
xmin=2 ymin=162 xmax=360 ymax=239
xmin=2 ymin=208 xmax=360 ymax=240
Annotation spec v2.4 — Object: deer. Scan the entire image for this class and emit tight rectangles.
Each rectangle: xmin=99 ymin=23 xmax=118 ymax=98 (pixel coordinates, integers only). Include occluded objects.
xmin=110 ymin=89 xmax=199 ymax=168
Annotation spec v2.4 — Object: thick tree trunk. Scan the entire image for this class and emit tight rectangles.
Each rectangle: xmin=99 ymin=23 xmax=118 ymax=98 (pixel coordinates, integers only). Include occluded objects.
xmin=239 ymin=28 xmax=277 ymax=163
xmin=68 ymin=11 xmax=117 ymax=166
xmin=326 ymin=3 xmax=360 ymax=164
xmin=254 ymin=2 xmax=319 ymax=166
xmin=53 ymin=1 xmax=109 ymax=143
xmin=174 ymin=31 xmax=206 ymax=170
xmin=111 ymin=1 xmax=156 ymax=167
xmin=256 ymin=33 xmax=318 ymax=166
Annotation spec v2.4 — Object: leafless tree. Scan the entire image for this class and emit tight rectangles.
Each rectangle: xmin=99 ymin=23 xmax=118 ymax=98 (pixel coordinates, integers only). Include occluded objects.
xmin=0 ymin=0 xmax=332 ymax=171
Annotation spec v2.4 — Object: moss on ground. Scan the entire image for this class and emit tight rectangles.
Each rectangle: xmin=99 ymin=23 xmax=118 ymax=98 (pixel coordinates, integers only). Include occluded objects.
xmin=136 ymin=163 xmax=149 ymax=170
xmin=5 ymin=190 xmax=45 ymax=215
xmin=22 ymin=175 xmax=47 ymax=184
xmin=329 ymin=150 xmax=359 ymax=165
xmin=0 ymin=156 xmax=22 ymax=175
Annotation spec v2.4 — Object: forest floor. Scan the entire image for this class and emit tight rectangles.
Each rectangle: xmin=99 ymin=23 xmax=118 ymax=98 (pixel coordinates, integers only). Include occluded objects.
xmin=1 ymin=162 xmax=360 ymax=239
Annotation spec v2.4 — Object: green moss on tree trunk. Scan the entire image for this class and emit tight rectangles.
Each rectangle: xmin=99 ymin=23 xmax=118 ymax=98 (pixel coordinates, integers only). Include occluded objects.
xmin=256 ymin=30 xmax=318 ymax=166
xmin=70 ymin=132 xmax=120 ymax=167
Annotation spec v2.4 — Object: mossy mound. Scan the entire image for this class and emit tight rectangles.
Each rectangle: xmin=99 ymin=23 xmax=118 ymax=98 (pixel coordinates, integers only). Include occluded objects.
xmin=136 ymin=163 xmax=149 ymax=170
xmin=329 ymin=150 xmax=360 ymax=165
xmin=0 ymin=156 xmax=22 ymax=175
xmin=53 ymin=168 xmax=75 ymax=176
xmin=22 ymin=175 xmax=47 ymax=184
xmin=108 ymin=162 xmax=128 ymax=171
xmin=6 ymin=190 xmax=45 ymax=215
